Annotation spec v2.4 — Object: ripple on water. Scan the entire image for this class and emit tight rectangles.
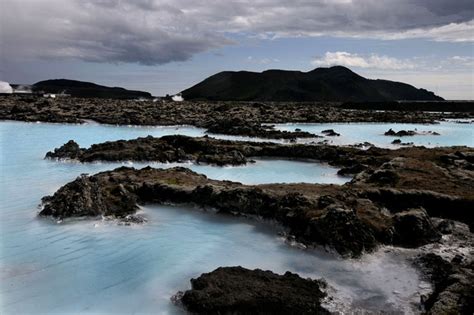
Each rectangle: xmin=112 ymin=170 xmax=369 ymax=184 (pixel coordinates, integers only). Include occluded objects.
xmin=0 ymin=121 xmax=433 ymax=314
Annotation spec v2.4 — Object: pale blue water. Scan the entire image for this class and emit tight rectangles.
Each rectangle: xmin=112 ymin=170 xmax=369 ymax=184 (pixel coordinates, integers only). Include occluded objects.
xmin=272 ymin=121 xmax=474 ymax=148
xmin=0 ymin=121 xmax=433 ymax=314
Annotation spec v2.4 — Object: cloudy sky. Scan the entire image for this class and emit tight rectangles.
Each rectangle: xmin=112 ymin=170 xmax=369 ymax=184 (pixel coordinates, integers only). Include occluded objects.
xmin=1 ymin=0 xmax=473 ymax=99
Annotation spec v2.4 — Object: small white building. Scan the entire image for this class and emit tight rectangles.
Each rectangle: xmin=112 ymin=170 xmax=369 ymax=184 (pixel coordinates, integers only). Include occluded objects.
xmin=43 ymin=93 xmax=71 ymax=98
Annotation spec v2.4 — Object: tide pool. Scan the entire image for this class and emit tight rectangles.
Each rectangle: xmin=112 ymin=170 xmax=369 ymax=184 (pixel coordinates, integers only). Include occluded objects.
xmin=0 ymin=121 xmax=431 ymax=314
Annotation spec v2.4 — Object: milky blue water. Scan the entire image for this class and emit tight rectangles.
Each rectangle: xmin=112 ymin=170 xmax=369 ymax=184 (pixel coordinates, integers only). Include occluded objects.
xmin=0 ymin=121 xmax=432 ymax=314
xmin=272 ymin=121 xmax=473 ymax=148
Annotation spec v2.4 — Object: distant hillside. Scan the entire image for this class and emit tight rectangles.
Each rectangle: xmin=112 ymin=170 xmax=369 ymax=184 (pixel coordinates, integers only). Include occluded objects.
xmin=33 ymin=79 xmax=152 ymax=99
xmin=181 ymin=66 xmax=443 ymax=102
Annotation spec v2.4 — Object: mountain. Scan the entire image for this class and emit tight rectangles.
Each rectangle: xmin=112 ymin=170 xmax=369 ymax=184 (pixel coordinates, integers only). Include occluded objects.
xmin=181 ymin=66 xmax=443 ymax=102
xmin=32 ymin=79 xmax=152 ymax=99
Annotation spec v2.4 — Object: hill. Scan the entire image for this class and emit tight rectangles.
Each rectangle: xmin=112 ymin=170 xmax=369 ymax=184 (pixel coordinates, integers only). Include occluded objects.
xmin=32 ymin=79 xmax=152 ymax=99
xmin=181 ymin=66 xmax=443 ymax=102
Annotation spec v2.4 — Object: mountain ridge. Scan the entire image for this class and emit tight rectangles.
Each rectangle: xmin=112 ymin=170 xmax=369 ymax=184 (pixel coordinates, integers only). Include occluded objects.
xmin=32 ymin=79 xmax=152 ymax=99
xmin=181 ymin=66 xmax=443 ymax=102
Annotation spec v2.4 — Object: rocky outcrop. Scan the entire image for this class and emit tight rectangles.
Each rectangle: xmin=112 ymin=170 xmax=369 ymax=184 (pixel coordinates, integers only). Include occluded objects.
xmin=178 ymin=266 xmax=329 ymax=315
xmin=38 ymin=167 xmax=374 ymax=256
xmin=45 ymin=136 xmax=474 ymax=186
xmin=45 ymin=140 xmax=84 ymax=159
xmin=392 ymin=208 xmax=441 ymax=247
xmin=321 ymin=129 xmax=340 ymax=136
xmin=41 ymin=138 xmax=474 ymax=255
xmin=45 ymin=135 xmax=371 ymax=166
xmin=385 ymin=128 xmax=417 ymax=137
xmin=204 ymin=118 xmax=319 ymax=139
xmin=39 ymin=164 xmax=472 ymax=257
xmin=384 ymin=128 xmax=441 ymax=137
xmin=40 ymin=173 xmax=138 ymax=219
xmin=1 ymin=95 xmax=470 ymax=128
xmin=415 ymin=253 xmax=474 ymax=314
xmin=45 ymin=136 xmax=258 ymax=166
xmin=360 ymin=189 xmax=474 ymax=232
xmin=304 ymin=206 xmax=378 ymax=255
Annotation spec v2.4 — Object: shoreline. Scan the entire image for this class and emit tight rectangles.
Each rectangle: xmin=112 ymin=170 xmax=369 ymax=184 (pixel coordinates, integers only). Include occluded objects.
xmin=39 ymin=157 xmax=473 ymax=312
xmin=2 ymin=96 xmax=473 ymax=314
xmin=1 ymin=96 xmax=472 ymax=133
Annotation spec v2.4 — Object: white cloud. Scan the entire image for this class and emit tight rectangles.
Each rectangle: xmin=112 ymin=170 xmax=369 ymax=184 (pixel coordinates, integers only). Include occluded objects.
xmin=375 ymin=21 xmax=474 ymax=43
xmin=1 ymin=0 xmax=472 ymax=66
xmin=448 ymin=56 xmax=474 ymax=67
xmin=246 ymin=56 xmax=280 ymax=64
xmin=311 ymin=52 xmax=416 ymax=70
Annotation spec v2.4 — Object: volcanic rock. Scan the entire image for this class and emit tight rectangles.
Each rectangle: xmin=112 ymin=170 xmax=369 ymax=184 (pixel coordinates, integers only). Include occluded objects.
xmin=384 ymin=128 xmax=417 ymax=137
xmin=179 ymin=266 xmax=330 ymax=315
xmin=392 ymin=208 xmax=441 ymax=247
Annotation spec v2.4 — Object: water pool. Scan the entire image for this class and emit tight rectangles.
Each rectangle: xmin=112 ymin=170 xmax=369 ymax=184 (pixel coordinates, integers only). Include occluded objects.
xmin=0 ymin=121 xmax=431 ymax=314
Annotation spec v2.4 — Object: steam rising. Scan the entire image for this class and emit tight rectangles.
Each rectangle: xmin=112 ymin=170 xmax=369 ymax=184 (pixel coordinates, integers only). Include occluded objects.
xmin=172 ymin=95 xmax=184 ymax=102
xmin=0 ymin=81 xmax=13 ymax=94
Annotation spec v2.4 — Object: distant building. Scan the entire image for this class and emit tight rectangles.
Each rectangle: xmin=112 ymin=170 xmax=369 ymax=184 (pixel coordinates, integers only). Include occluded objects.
xmin=172 ymin=94 xmax=184 ymax=102
xmin=43 ymin=93 xmax=70 ymax=98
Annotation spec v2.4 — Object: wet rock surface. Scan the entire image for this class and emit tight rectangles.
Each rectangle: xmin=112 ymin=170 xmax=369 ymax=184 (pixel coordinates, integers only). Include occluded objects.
xmin=416 ymin=253 xmax=474 ymax=314
xmin=385 ymin=128 xmax=442 ymax=137
xmin=392 ymin=208 xmax=441 ymax=247
xmin=1 ymin=96 xmax=472 ymax=136
xmin=177 ymin=266 xmax=329 ymax=315
xmin=44 ymin=135 xmax=372 ymax=166
xmin=321 ymin=129 xmax=340 ymax=136
xmin=8 ymin=94 xmax=471 ymax=313
xmin=39 ymin=132 xmax=474 ymax=312
xmin=204 ymin=118 xmax=320 ymax=140
xmin=385 ymin=128 xmax=417 ymax=136
xmin=46 ymin=135 xmax=474 ymax=188
xmin=46 ymin=136 xmax=257 ymax=166
xmin=45 ymin=140 xmax=84 ymax=160
xmin=40 ymin=147 xmax=473 ymax=257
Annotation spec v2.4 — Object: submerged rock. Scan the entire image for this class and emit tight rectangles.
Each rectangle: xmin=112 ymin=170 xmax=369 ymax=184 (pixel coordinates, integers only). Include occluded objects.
xmin=321 ymin=129 xmax=340 ymax=136
xmin=179 ymin=266 xmax=330 ymax=315
xmin=385 ymin=128 xmax=441 ymax=137
xmin=384 ymin=128 xmax=417 ymax=137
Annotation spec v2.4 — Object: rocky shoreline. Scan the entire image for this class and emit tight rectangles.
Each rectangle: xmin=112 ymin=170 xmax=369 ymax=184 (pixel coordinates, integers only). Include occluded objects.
xmin=39 ymin=165 xmax=473 ymax=313
xmin=2 ymin=95 xmax=473 ymax=139
xmin=4 ymin=95 xmax=471 ymax=313
xmin=38 ymin=131 xmax=474 ymax=313
xmin=43 ymin=134 xmax=384 ymax=167
xmin=46 ymin=134 xmax=474 ymax=184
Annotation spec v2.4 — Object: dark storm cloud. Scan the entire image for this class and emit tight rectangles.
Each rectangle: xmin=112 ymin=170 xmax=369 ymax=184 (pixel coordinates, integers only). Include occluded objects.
xmin=1 ymin=0 xmax=472 ymax=66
